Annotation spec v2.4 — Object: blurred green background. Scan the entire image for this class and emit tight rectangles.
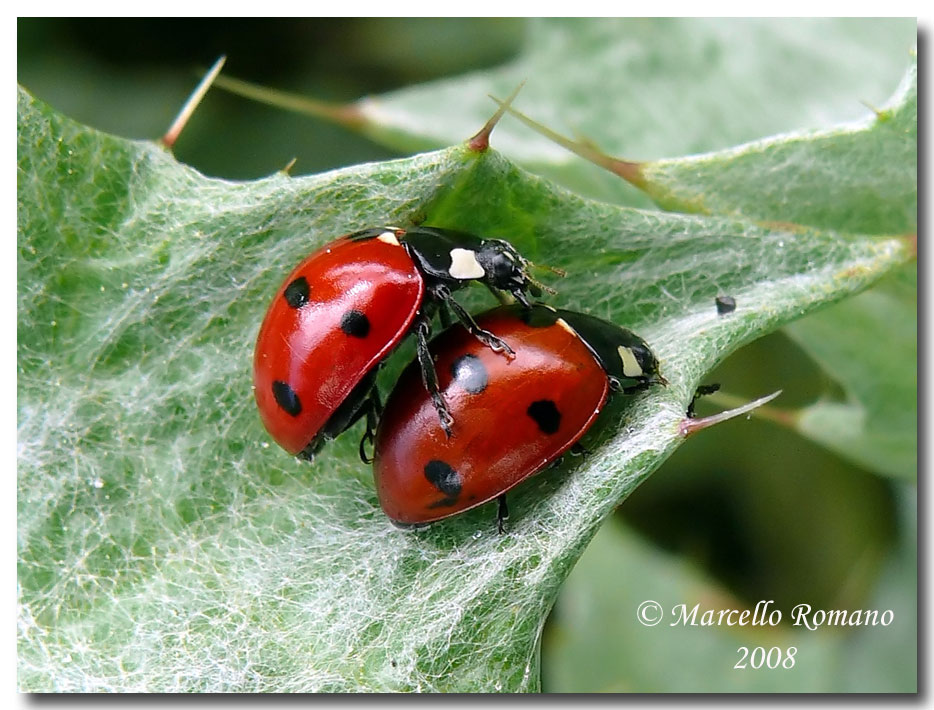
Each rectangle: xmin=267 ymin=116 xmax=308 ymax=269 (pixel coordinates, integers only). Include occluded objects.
xmin=18 ymin=18 xmax=916 ymax=692
xmin=17 ymin=18 xmax=522 ymax=178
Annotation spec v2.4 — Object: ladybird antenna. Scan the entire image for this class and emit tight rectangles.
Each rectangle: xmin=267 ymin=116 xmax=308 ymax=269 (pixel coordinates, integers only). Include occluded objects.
xmin=531 ymin=261 xmax=567 ymax=278
xmin=522 ymin=258 xmax=563 ymax=296
xmin=526 ymin=273 xmax=558 ymax=296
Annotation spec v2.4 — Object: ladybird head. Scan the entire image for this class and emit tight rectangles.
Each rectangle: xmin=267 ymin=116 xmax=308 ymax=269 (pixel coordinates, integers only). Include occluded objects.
xmin=623 ymin=341 xmax=667 ymax=387
xmin=476 ymin=239 xmax=555 ymax=306
xmin=553 ymin=307 xmax=667 ymax=389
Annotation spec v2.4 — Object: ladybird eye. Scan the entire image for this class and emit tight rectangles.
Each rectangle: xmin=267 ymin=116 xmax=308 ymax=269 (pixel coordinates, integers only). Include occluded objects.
xmin=491 ymin=253 xmax=516 ymax=280
xmin=625 ymin=344 xmax=659 ymax=378
xmin=633 ymin=345 xmax=655 ymax=372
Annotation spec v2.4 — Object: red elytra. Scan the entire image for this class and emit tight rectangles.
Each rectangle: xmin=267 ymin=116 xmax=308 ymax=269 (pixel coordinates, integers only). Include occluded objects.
xmin=374 ymin=306 xmax=613 ymax=526
xmin=253 ymin=226 xmax=543 ymax=461
xmin=254 ymin=230 xmax=423 ymax=456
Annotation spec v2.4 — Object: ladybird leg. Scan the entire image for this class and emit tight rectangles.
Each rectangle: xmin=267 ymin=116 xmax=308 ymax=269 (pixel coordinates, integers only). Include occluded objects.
xmin=358 ymin=391 xmax=383 ymax=464
xmin=485 ymin=284 xmax=516 ymax=306
xmin=570 ymin=442 xmax=589 ymax=457
xmin=358 ymin=402 xmax=374 ymax=463
xmin=371 ymin=384 xmax=384 ymax=419
xmin=438 ymin=301 xmax=453 ymax=330
xmin=416 ymin=318 xmax=454 ymax=437
xmin=358 ymin=432 xmax=374 ymax=464
xmin=441 ymin=293 xmax=516 ymax=358
xmin=621 ymin=380 xmax=654 ymax=396
xmin=496 ymin=495 xmax=509 ymax=535
xmin=511 ymin=288 xmax=533 ymax=308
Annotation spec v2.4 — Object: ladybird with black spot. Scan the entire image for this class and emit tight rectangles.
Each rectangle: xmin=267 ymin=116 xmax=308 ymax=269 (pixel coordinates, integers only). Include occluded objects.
xmin=253 ymin=226 xmax=549 ymax=461
xmin=372 ymin=303 xmax=667 ymax=531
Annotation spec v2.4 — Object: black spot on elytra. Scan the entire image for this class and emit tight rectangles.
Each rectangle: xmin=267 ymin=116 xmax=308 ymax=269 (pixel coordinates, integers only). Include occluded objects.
xmin=450 ymin=354 xmax=488 ymax=394
xmin=519 ymin=305 xmax=559 ymax=328
xmin=340 ymin=310 xmax=370 ymax=338
xmin=527 ymin=399 xmax=561 ymax=434
xmin=283 ymin=277 xmax=310 ymax=308
xmin=424 ymin=460 xmax=462 ymax=508
xmin=715 ymin=295 xmax=736 ymax=315
xmin=272 ymin=380 xmax=302 ymax=416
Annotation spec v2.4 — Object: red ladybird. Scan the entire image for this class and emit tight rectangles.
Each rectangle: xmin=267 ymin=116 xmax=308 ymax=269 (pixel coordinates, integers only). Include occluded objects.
xmin=253 ymin=227 xmax=545 ymax=460
xmin=373 ymin=304 xmax=666 ymax=530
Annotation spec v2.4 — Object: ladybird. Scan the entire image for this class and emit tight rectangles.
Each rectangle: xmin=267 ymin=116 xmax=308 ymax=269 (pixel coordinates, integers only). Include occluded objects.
xmin=253 ymin=226 xmax=545 ymax=460
xmin=372 ymin=304 xmax=667 ymax=530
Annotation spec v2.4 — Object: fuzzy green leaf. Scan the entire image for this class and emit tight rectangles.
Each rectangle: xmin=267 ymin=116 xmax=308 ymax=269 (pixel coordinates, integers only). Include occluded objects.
xmin=784 ymin=268 xmax=917 ymax=480
xmin=637 ymin=56 xmax=917 ymax=235
xmin=634 ymin=57 xmax=917 ymax=480
xmin=453 ymin=28 xmax=917 ymax=481
xmin=358 ymin=18 xmax=917 ymax=205
xmin=17 ymin=87 xmax=910 ymax=691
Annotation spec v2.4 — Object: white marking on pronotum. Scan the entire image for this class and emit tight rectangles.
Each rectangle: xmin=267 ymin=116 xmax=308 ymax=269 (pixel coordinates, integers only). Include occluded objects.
xmin=448 ymin=248 xmax=485 ymax=279
xmin=618 ymin=346 xmax=643 ymax=378
xmin=377 ymin=231 xmax=401 ymax=246
xmin=556 ymin=318 xmax=577 ymax=337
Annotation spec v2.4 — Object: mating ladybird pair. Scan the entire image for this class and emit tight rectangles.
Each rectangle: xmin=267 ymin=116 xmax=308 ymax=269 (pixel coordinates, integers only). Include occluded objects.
xmin=253 ymin=226 xmax=665 ymax=529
